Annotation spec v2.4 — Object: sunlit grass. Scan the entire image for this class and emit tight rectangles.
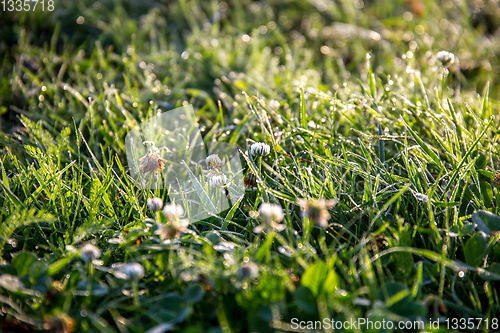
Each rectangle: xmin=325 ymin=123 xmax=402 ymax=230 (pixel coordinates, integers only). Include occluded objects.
xmin=1 ymin=0 xmax=500 ymax=332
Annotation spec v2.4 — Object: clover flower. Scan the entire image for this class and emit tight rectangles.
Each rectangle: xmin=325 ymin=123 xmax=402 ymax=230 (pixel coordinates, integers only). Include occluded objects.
xmin=79 ymin=243 xmax=101 ymax=262
xmin=436 ymin=51 xmax=455 ymax=67
xmin=298 ymin=198 xmax=337 ymax=228
xmin=138 ymin=151 xmax=166 ymax=176
xmin=269 ymin=99 xmax=280 ymax=110
xmin=259 ymin=203 xmax=284 ymax=223
xmin=162 ymin=203 xmax=184 ymax=221
xmin=157 ymin=203 xmax=189 ymax=239
xmin=204 ymin=153 xmax=228 ymax=188
xmin=206 ymin=154 xmax=225 ymax=169
xmin=209 ymin=173 xmax=228 ymax=187
xmin=253 ymin=203 xmax=286 ymax=233
xmin=117 ymin=262 xmax=145 ymax=281
xmin=114 ymin=262 xmax=145 ymax=306
xmin=156 ymin=219 xmax=190 ymax=240
xmin=250 ymin=142 xmax=270 ymax=157
xmin=147 ymin=197 xmax=163 ymax=211
xmin=138 ymin=142 xmax=167 ymax=178
xmin=237 ymin=262 xmax=259 ymax=279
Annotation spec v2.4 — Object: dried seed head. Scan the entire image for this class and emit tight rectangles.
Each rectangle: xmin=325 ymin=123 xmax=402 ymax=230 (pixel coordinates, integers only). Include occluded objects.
xmin=243 ymin=172 xmax=258 ymax=189
xmin=138 ymin=151 xmax=166 ymax=177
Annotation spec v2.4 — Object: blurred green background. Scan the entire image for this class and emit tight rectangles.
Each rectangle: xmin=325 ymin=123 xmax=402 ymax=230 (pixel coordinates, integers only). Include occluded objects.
xmin=1 ymin=0 xmax=500 ymax=148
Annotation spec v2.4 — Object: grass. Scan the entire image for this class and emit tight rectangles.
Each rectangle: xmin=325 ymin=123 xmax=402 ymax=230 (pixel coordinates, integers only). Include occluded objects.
xmin=1 ymin=0 xmax=500 ymax=332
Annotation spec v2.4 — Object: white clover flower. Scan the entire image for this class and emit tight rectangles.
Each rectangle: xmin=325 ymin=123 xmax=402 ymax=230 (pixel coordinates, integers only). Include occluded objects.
xmin=209 ymin=173 xmax=228 ymax=187
xmin=147 ymin=197 xmax=163 ymax=211
xmin=156 ymin=219 xmax=190 ymax=240
xmin=298 ymin=198 xmax=337 ymax=228
xmin=305 ymin=87 xmax=319 ymax=95
xmin=259 ymin=203 xmax=284 ymax=223
xmin=250 ymin=142 xmax=270 ymax=157
xmin=206 ymin=154 xmax=225 ymax=168
xmin=117 ymin=263 xmax=145 ymax=281
xmin=80 ymin=244 xmax=101 ymax=262
xmin=162 ymin=203 xmax=184 ymax=221
xmin=237 ymin=262 xmax=259 ymax=279
xmin=204 ymin=154 xmax=228 ymax=187
xmin=436 ymin=51 xmax=455 ymax=67
xmin=157 ymin=203 xmax=189 ymax=239
xmin=269 ymin=99 xmax=280 ymax=110
xmin=253 ymin=203 xmax=286 ymax=233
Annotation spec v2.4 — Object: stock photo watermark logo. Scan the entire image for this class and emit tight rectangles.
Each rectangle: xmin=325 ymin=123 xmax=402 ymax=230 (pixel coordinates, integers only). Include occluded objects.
xmin=125 ymin=104 xmax=245 ymax=223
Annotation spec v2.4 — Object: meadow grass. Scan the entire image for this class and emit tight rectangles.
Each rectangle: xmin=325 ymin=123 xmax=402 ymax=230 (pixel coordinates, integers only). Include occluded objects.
xmin=1 ymin=0 xmax=500 ymax=332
